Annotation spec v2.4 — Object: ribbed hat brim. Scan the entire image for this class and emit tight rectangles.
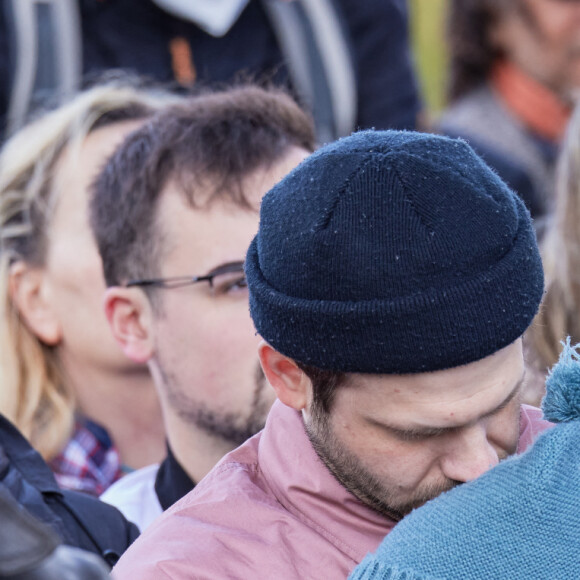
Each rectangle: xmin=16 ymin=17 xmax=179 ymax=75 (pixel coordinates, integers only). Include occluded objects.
xmin=246 ymin=198 xmax=543 ymax=373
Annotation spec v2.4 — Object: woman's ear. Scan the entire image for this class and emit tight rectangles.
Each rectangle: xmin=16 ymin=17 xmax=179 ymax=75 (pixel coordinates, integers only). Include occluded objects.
xmin=9 ymin=261 xmax=62 ymax=345
xmin=103 ymin=286 xmax=155 ymax=364
xmin=258 ymin=341 xmax=311 ymax=411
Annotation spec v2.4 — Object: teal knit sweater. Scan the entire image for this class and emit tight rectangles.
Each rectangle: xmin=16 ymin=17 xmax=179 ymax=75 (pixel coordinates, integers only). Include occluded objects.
xmin=349 ymin=340 xmax=580 ymax=580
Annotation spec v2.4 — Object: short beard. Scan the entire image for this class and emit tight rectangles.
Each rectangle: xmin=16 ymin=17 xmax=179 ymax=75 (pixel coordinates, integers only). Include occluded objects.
xmin=305 ymin=410 xmax=460 ymax=521
xmin=162 ymin=363 xmax=270 ymax=446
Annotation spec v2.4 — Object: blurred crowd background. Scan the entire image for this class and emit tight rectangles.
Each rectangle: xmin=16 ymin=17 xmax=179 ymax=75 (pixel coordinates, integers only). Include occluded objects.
xmin=409 ymin=0 xmax=448 ymax=114
xmin=1 ymin=0 xmax=580 ymax=576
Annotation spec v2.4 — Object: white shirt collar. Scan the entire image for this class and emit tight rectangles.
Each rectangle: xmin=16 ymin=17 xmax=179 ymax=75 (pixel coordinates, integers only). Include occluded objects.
xmin=151 ymin=0 xmax=250 ymax=37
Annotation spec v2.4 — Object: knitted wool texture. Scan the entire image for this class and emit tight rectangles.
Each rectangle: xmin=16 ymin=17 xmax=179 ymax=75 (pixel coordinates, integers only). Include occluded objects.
xmin=246 ymin=130 xmax=544 ymax=372
xmin=348 ymin=341 xmax=580 ymax=580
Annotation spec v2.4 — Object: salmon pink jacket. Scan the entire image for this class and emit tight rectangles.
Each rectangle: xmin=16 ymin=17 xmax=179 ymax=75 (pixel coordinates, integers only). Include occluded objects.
xmin=113 ymin=400 xmax=551 ymax=579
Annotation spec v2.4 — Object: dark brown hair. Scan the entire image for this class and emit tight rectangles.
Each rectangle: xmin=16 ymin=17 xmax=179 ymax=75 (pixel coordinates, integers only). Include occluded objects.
xmin=297 ymin=362 xmax=346 ymax=417
xmin=447 ymin=0 xmax=505 ymax=102
xmin=91 ymin=85 xmax=315 ymax=289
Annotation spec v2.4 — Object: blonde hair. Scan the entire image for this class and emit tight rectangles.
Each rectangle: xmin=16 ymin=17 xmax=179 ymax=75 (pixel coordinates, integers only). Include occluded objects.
xmin=531 ymin=100 xmax=580 ymax=371
xmin=0 ymin=81 xmax=181 ymax=459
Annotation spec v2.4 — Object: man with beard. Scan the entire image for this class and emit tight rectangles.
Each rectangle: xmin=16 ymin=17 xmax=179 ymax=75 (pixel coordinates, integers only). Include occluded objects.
xmin=112 ymin=131 xmax=552 ymax=578
xmin=90 ymin=85 xmax=314 ymax=531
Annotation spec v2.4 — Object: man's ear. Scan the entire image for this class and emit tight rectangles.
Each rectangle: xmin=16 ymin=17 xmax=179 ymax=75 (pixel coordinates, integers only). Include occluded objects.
xmin=258 ymin=341 xmax=310 ymax=411
xmin=9 ymin=261 xmax=62 ymax=345
xmin=103 ymin=287 xmax=155 ymax=364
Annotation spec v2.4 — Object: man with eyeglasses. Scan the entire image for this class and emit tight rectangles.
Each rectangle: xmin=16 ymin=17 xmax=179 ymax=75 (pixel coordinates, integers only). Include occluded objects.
xmin=91 ymin=85 xmax=314 ymax=531
xmin=112 ymin=130 xmax=554 ymax=579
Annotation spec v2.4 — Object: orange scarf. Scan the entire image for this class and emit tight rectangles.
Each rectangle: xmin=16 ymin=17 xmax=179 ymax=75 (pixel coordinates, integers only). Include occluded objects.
xmin=491 ymin=60 xmax=571 ymax=142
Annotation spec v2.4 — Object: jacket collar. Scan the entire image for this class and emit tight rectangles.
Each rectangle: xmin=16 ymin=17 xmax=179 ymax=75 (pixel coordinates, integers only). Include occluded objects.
xmin=491 ymin=59 xmax=571 ymax=142
xmin=154 ymin=444 xmax=195 ymax=511
xmin=258 ymin=400 xmax=395 ymax=563
xmin=0 ymin=414 xmax=61 ymax=494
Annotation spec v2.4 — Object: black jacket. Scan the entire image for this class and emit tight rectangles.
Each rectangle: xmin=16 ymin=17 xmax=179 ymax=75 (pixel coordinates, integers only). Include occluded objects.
xmin=0 ymin=414 xmax=139 ymax=569
xmin=0 ymin=0 xmax=421 ymax=140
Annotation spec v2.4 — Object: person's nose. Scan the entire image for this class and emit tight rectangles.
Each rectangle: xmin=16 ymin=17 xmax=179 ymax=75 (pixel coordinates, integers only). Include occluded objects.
xmin=439 ymin=424 xmax=499 ymax=483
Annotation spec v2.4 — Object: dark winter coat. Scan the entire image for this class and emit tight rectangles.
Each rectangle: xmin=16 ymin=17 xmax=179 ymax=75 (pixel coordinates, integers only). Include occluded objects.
xmin=0 ymin=414 xmax=139 ymax=569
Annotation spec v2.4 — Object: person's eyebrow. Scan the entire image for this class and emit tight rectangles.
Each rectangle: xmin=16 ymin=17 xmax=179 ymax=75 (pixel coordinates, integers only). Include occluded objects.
xmin=369 ymin=374 xmax=525 ymax=441
xmin=480 ymin=374 xmax=525 ymax=419
xmin=203 ymin=260 xmax=245 ymax=277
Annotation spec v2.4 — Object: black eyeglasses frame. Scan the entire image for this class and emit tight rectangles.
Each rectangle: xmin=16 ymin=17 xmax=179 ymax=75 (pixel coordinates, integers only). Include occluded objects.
xmin=124 ymin=261 xmax=246 ymax=290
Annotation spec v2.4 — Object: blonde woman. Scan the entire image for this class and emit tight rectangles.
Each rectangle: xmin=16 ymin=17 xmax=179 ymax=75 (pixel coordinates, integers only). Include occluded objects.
xmin=0 ymin=81 xmax=179 ymax=495
xmin=527 ymin=101 xmax=580 ymax=405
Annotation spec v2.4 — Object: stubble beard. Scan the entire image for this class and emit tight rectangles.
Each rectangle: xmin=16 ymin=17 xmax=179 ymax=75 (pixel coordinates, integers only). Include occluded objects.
xmin=161 ymin=362 xmax=271 ymax=447
xmin=305 ymin=411 xmax=460 ymax=522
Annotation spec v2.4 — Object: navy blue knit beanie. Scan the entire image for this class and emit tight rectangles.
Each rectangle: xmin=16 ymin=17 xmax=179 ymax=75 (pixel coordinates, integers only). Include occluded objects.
xmin=245 ymin=130 xmax=544 ymax=373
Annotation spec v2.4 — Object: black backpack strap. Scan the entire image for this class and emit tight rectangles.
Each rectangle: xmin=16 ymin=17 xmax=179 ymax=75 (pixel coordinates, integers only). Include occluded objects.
xmin=57 ymin=490 xmax=140 ymax=568
xmin=4 ymin=0 xmax=82 ymax=135
xmin=0 ymin=414 xmax=138 ymax=570
xmin=261 ymin=0 xmax=357 ymax=143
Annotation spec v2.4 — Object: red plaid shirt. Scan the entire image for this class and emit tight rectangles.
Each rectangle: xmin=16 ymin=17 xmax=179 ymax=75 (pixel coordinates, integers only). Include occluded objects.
xmin=49 ymin=419 xmax=123 ymax=496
